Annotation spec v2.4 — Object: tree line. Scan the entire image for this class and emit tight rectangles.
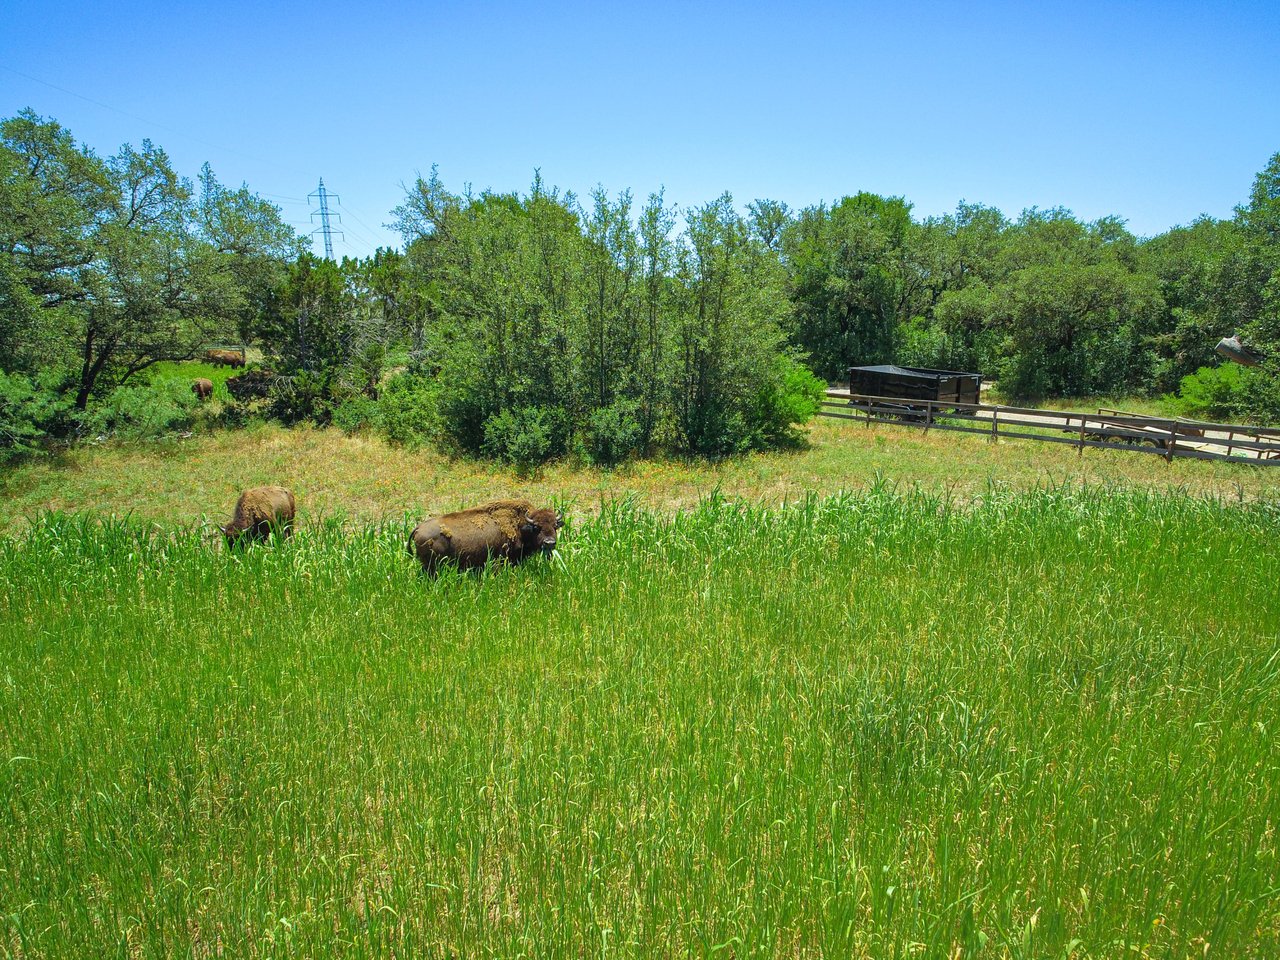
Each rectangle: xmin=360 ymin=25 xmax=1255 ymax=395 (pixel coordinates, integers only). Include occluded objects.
xmin=2 ymin=108 xmax=1278 ymax=465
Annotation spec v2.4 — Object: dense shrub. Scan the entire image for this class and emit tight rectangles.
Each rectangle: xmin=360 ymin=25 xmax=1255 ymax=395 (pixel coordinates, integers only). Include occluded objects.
xmin=676 ymin=395 xmax=752 ymax=457
xmin=481 ymin=405 xmax=569 ymax=469
xmin=226 ymin=368 xmax=277 ymax=401
xmin=268 ymin=372 xmax=339 ymax=425
xmin=997 ymin=345 xmax=1053 ymax=404
xmin=583 ymin=399 xmax=643 ymax=466
xmin=376 ymin=371 xmax=441 ymax=447
xmin=1175 ymin=364 xmax=1246 ymax=420
xmin=747 ymin=358 xmax=826 ymax=448
xmin=211 ymin=401 xmax=254 ymax=430
xmin=1165 ymin=362 xmax=1280 ymax=424
xmin=0 ymin=370 xmax=71 ymax=462
xmin=79 ymin=380 xmax=197 ymax=440
xmin=332 ymin=395 xmax=380 ymax=435
xmin=436 ymin=378 xmax=493 ymax=454
xmin=1236 ymin=365 xmax=1280 ymax=423
xmin=895 ymin=317 xmax=974 ymax=372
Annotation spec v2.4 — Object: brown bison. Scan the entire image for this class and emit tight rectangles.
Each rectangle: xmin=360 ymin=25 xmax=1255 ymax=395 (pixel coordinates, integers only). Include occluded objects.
xmin=408 ymin=499 xmax=563 ymax=573
xmin=191 ymin=378 xmax=213 ymax=400
xmin=205 ymin=349 xmax=245 ymax=368
xmin=223 ymin=486 xmax=296 ymax=549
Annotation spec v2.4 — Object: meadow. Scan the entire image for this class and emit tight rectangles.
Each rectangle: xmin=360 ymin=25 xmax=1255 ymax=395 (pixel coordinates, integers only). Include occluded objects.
xmin=2 ymin=489 xmax=1278 ymax=957
xmin=3 ymin=415 xmax=1278 ymax=534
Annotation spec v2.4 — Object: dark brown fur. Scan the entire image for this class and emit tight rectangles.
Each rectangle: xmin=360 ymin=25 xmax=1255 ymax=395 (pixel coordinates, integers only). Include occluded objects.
xmin=191 ymin=378 xmax=213 ymax=400
xmin=224 ymin=486 xmax=296 ymax=548
xmin=408 ymin=499 xmax=562 ymax=573
xmin=205 ymin=349 xmax=245 ymax=368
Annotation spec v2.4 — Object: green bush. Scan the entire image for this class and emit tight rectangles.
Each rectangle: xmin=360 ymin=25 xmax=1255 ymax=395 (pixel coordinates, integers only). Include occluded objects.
xmin=1169 ymin=364 xmax=1248 ymax=420
xmin=376 ymin=371 xmax=441 ymax=447
xmin=436 ymin=377 xmax=495 ymax=454
xmin=584 ymin=399 xmax=643 ymax=466
xmin=1236 ymin=366 xmax=1280 ymax=424
xmin=747 ymin=358 xmax=825 ymax=448
xmin=80 ymin=380 xmax=197 ymax=440
xmin=481 ymin=405 xmax=569 ymax=469
xmin=674 ymin=394 xmax=751 ymax=457
xmin=998 ymin=345 xmax=1053 ymax=404
xmin=0 ymin=370 xmax=71 ymax=463
xmin=212 ymin=401 xmax=253 ymax=430
xmin=895 ymin=317 xmax=977 ymax=372
xmin=332 ymin=395 xmax=380 ymax=435
xmin=268 ymin=371 xmax=338 ymax=425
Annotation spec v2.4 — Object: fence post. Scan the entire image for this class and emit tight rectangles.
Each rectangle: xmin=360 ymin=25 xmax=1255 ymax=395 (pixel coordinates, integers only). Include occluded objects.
xmin=1226 ymin=430 xmax=1234 ymax=457
xmin=991 ymin=407 xmax=999 ymax=443
xmin=1078 ymin=415 xmax=1086 ymax=456
xmin=1166 ymin=424 xmax=1177 ymax=463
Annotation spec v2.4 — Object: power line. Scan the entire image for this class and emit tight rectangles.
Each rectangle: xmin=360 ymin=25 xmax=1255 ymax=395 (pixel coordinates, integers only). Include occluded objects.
xmin=336 ymin=200 xmax=388 ymax=246
xmin=330 ymin=210 xmax=381 ymax=249
xmin=0 ymin=62 xmax=294 ymax=174
xmin=3 ymin=64 xmax=400 ymax=259
xmin=308 ymin=179 xmax=342 ymax=260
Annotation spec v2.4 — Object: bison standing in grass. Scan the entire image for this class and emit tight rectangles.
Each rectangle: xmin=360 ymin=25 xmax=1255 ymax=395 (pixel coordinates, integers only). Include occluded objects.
xmin=223 ymin=486 xmax=296 ymax=549
xmin=409 ymin=499 xmax=562 ymax=573
xmin=205 ymin=349 xmax=245 ymax=368
xmin=191 ymin=378 xmax=213 ymax=400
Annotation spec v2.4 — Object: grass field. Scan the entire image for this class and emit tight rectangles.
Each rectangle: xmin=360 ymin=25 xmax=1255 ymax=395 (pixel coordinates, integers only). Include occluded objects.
xmin=142 ymin=359 xmax=240 ymax=402
xmin=2 ymin=490 xmax=1279 ymax=957
xmin=2 ymin=416 xmax=1277 ymax=534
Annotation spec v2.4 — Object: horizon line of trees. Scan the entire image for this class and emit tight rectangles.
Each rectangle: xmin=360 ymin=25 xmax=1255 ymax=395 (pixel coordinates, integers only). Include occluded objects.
xmin=3 ymin=107 xmax=1279 ymax=465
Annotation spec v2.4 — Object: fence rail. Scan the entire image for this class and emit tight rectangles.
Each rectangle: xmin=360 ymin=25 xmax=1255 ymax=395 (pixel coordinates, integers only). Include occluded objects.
xmin=818 ymin=392 xmax=1280 ymax=466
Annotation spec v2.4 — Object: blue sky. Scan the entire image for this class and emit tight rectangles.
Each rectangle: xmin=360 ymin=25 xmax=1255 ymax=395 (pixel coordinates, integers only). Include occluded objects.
xmin=2 ymin=0 xmax=1277 ymax=258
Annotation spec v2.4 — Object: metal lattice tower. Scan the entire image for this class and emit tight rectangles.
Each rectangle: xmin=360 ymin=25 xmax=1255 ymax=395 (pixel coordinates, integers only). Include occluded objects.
xmin=308 ymin=179 xmax=343 ymax=259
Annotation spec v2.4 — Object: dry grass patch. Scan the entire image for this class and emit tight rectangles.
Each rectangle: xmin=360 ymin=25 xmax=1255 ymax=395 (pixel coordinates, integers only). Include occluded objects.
xmin=2 ymin=417 xmax=1276 ymax=531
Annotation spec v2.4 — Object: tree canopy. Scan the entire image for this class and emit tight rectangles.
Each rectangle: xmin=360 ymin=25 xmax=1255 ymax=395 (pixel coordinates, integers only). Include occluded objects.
xmin=3 ymin=107 xmax=1279 ymax=464
xmin=0 ymin=109 xmax=303 ymax=409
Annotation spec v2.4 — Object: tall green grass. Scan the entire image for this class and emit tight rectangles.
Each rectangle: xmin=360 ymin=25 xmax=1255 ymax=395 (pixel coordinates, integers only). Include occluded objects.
xmin=1 ymin=489 xmax=1278 ymax=957
xmin=143 ymin=359 xmax=238 ymax=401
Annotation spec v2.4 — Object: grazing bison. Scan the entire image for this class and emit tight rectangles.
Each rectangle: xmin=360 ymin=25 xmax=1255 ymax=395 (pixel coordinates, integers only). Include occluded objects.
xmin=409 ymin=499 xmax=563 ymax=573
xmin=223 ymin=486 xmax=296 ymax=549
xmin=205 ymin=349 xmax=245 ymax=368
xmin=191 ymin=378 xmax=213 ymax=400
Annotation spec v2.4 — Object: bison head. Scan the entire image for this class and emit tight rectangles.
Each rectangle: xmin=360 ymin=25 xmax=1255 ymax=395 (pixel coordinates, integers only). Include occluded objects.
xmin=521 ymin=508 xmax=564 ymax=554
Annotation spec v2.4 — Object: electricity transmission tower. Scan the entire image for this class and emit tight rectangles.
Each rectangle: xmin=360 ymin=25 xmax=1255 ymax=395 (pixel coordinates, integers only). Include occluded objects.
xmin=308 ymin=178 xmax=344 ymax=259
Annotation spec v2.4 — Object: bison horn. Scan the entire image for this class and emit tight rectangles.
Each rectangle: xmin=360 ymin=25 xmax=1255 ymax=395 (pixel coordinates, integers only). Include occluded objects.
xmin=555 ymin=512 xmax=564 ymax=528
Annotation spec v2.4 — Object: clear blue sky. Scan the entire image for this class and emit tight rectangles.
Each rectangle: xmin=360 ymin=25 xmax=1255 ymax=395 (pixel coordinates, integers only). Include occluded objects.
xmin=3 ymin=0 xmax=1278 ymax=258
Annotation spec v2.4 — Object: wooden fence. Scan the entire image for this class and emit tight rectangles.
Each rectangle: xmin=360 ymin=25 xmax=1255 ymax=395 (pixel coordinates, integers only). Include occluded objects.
xmin=818 ymin=392 xmax=1280 ymax=466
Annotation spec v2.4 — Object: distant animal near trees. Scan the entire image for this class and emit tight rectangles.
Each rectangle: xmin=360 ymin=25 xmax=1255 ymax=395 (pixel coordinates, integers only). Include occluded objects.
xmin=205 ymin=349 xmax=245 ymax=368
xmin=409 ymin=499 xmax=562 ymax=573
xmin=223 ymin=486 xmax=296 ymax=548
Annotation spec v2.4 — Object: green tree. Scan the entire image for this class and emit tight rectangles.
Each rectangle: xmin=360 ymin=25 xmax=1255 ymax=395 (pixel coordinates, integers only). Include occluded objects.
xmin=391 ymin=173 xmax=815 ymax=459
xmin=260 ymin=253 xmax=356 ymax=375
xmin=0 ymin=110 xmax=112 ymax=376
xmin=636 ymin=190 xmax=677 ymax=448
xmin=784 ymin=193 xmax=920 ymax=380
xmin=675 ymin=194 xmax=792 ymax=454
xmin=1140 ymin=217 xmax=1256 ymax=390
xmin=0 ymin=111 xmax=301 ymax=410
